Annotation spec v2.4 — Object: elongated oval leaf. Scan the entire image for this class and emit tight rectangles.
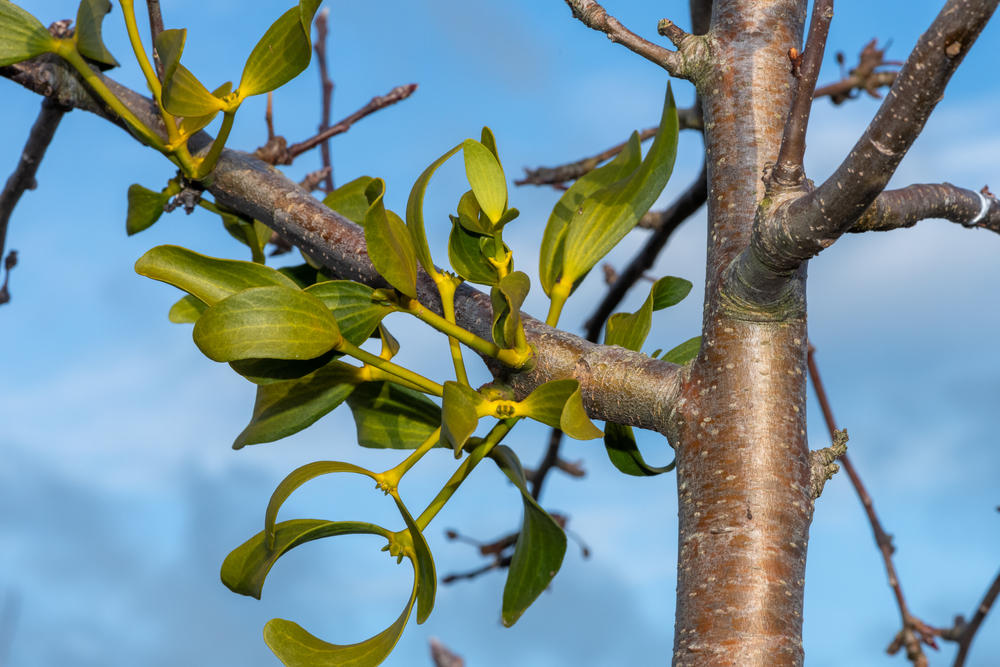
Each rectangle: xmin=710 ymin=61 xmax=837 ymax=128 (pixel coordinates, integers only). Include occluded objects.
xmin=490 ymin=271 xmax=530 ymax=350
xmin=305 ymin=281 xmax=392 ymax=346
xmin=390 ymin=495 xmax=436 ymax=624
xmin=405 ymin=143 xmax=463 ymax=278
xmin=650 ymin=275 xmax=692 ymax=309
xmin=167 ymin=294 xmax=206 ymax=323
xmin=136 ymin=245 xmax=298 ymax=305
xmin=238 ymin=0 xmax=321 ymax=99
xmin=126 ymin=184 xmax=168 ymax=236
xmin=490 ymin=446 xmax=566 ymax=627
xmin=605 ymin=276 xmax=693 ymax=352
xmin=156 ymin=29 xmax=224 ymax=117
xmin=74 ymin=0 xmax=118 ymax=68
xmin=347 ymin=382 xmax=443 ymax=450
xmin=323 ymin=176 xmax=375 ymax=224
xmin=448 ymin=221 xmax=500 ymax=286
xmin=264 ymin=584 xmax=415 ymax=667
xmin=538 ymin=131 xmax=642 ymax=296
xmin=559 ymin=85 xmax=679 ymax=288
xmin=177 ymin=81 xmax=231 ymax=137
xmin=229 ymin=351 xmax=338 ymax=385
xmin=604 ymin=422 xmax=675 ymax=476
xmin=365 ymin=179 xmax=418 ymax=298
xmin=463 ymin=138 xmax=506 ymax=224
xmin=441 ymin=381 xmax=486 ymax=455
xmin=515 ymin=379 xmax=601 ymax=440
xmin=662 ymin=335 xmax=701 ymax=364
xmin=233 ymin=361 xmax=361 ymax=448
xmin=265 ymin=461 xmax=379 ymax=545
xmin=0 ymin=1 xmax=56 ymax=66
xmin=221 ymin=518 xmax=390 ymax=599
xmin=193 ymin=286 xmax=341 ymax=362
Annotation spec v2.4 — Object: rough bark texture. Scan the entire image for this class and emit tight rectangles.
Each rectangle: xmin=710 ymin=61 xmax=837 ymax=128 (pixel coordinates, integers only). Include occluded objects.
xmin=670 ymin=1 xmax=813 ymax=664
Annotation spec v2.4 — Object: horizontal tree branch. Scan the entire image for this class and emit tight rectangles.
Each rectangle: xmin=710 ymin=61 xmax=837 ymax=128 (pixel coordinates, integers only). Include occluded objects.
xmin=1 ymin=55 xmax=684 ymax=435
xmin=848 ymin=184 xmax=1000 ymax=234
xmin=725 ymin=0 xmax=998 ymax=308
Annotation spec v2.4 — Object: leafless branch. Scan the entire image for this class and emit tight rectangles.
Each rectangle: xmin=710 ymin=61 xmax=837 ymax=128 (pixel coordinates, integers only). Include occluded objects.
xmin=771 ymin=0 xmax=834 ymax=187
xmin=808 ymin=345 xmax=941 ymax=666
xmin=429 ymin=638 xmax=465 ymax=667
xmin=814 ymin=39 xmax=900 ymax=104
xmin=0 ymin=97 xmax=68 ymax=306
xmin=255 ymin=84 xmax=418 ymax=165
xmin=563 ymin=0 xmax=686 ymax=76
xmin=313 ymin=8 xmax=335 ymax=192
xmin=848 ymin=184 xmax=1000 ymax=234
xmin=516 ymin=108 xmax=702 ymax=187
xmin=947 ymin=566 xmax=1000 ymax=666
xmin=145 ymin=0 xmax=165 ymax=79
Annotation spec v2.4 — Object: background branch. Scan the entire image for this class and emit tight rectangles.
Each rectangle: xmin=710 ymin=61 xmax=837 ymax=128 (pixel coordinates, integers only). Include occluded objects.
xmin=313 ymin=8 xmax=335 ymax=192
xmin=145 ymin=0 xmax=165 ymax=79
xmin=814 ymin=39 xmax=900 ymax=104
xmin=0 ymin=98 xmax=67 ymax=306
xmin=563 ymin=0 xmax=685 ymax=75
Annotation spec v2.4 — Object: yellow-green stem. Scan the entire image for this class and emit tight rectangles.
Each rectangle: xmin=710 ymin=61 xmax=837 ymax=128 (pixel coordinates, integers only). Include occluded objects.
xmin=338 ymin=340 xmax=443 ymax=397
xmin=195 ymin=110 xmax=237 ymax=179
xmin=118 ymin=0 xmax=162 ymax=100
xmin=435 ymin=276 xmax=469 ymax=386
xmin=415 ymin=418 xmax=517 ymax=531
xmin=379 ymin=427 xmax=442 ymax=490
xmin=545 ymin=279 xmax=572 ymax=327
xmin=56 ymin=44 xmax=166 ymax=151
xmin=398 ymin=295 xmax=531 ymax=369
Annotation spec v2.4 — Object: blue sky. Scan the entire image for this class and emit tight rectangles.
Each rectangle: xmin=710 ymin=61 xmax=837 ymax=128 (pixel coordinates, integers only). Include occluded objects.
xmin=1 ymin=1 xmax=998 ymax=665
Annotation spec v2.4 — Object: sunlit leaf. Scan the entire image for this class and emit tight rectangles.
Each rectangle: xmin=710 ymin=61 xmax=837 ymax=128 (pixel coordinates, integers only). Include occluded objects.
xmin=0 ymin=1 xmax=56 ymax=67
xmin=193 ymin=285 xmax=341 ymax=362
xmin=177 ymin=82 xmax=231 ymax=137
xmin=323 ymin=176 xmax=375 ymax=224
xmin=167 ymin=294 xmax=206 ymax=323
xmin=265 ymin=461 xmax=380 ymax=545
xmin=516 ymin=379 xmax=602 ymax=440
xmin=441 ymin=381 xmax=485 ymax=455
xmin=125 ymin=184 xmax=168 ymax=236
xmin=305 ymin=281 xmax=392 ymax=346
xmin=559 ymin=85 xmax=679 ymax=288
xmin=347 ymin=382 xmax=443 ymax=450
xmin=135 ymin=245 xmax=298 ymax=306
xmin=489 ymin=445 xmax=566 ymax=627
xmin=538 ymin=129 xmax=641 ymax=297
xmin=604 ymin=422 xmax=675 ymax=476
xmin=463 ymin=138 xmax=506 ymax=224
xmin=74 ymin=0 xmax=118 ymax=69
xmin=662 ymin=336 xmax=701 ymax=364
xmin=221 ymin=518 xmax=390 ymax=599
xmin=376 ymin=323 xmax=400 ymax=359
xmin=156 ymin=29 xmax=225 ymax=117
xmin=490 ymin=271 xmax=529 ymax=350
xmin=604 ymin=275 xmax=692 ymax=352
xmin=364 ymin=179 xmax=418 ymax=298
xmin=405 ymin=143 xmax=463 ymax=278
xmin=233 ymin=360 xmax=361 ymax=448
xmin=238 ymin=0 xmax=321 ymax=99
xmin=390 ymin=495 xmax=436 ymax=624
xmin=454 ymin=190 xmax=491 ymax=235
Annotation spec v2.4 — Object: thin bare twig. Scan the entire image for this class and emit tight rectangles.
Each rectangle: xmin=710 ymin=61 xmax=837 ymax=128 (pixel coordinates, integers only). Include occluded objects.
xmin=807 ymin=345 xmax=941 ymax=665
xmin=814 ymin=39 xmax=901 ymax=104
xmin=255 ymin=84 xmax=418 ymax=165
xmin=0 ymin=98 xmax=68 ymax=306
xmin=771 ymin=0 xmax=834 ymax=187
xmin=563 ymin=0 xmax=685 ymax=75
xmin=265 ymin=92 xmax=275 ymax=142
xmin=313 ymin=8 xmax=335 ymax=192
xmin=948 ymin=566 xmax=1000 ymax=666
xmin=145 ymin=0 xmax=165 ymax=79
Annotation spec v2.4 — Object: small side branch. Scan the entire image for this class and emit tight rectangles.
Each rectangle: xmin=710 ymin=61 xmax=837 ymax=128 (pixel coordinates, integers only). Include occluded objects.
xmin=563 ymin=0 xmax=686 ymax=75
xmin=808 ymin=345 xmax=941 ymax=665
xmin=814 ymin=39 xmax=900 ymax=104
xmin=947 ymin=566 xmax=1000 ymax=666
xmin=0 ymin=98 xmax=68 ymax=305
xmin=313 ymin=8 xmax=335 ymax=192
xmin=145 ymin=0 xmax=166 ymax=79
xmin=848 ymin=184 xmax=1000 ymax=235
xmin=771 ymin=0 xmax=834 ymax=187
xmin=778 ymin=0 xmax=998 ymax=267
xmin=516 ymin=108 xmax=702 ymax=187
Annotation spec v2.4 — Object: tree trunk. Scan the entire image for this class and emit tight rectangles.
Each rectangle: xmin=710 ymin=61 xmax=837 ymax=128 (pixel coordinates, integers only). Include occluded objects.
xmin=670 ymin=2 xmax=813 ymax=664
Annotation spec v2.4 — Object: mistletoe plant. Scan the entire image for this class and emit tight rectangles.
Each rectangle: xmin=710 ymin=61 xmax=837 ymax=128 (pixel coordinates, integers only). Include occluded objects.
xmin=2 ymin=2 xmax=696 ymax=664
